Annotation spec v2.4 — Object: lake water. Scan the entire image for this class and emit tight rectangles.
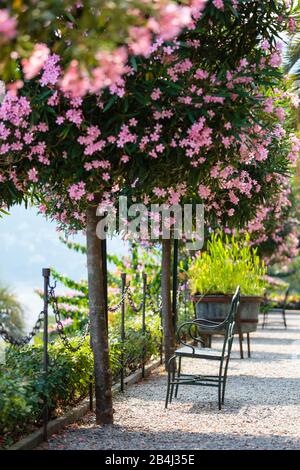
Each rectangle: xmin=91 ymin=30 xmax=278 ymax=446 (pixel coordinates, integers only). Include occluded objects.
xmin=0 ymin=205 xmax=128 ymax=331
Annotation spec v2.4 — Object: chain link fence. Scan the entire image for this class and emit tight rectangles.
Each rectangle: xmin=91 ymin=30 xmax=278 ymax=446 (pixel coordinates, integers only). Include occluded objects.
xmin=0 ymin=268 xmax=172 ymax=445
xmin=49 ymin=283 xmax=90 ymax=353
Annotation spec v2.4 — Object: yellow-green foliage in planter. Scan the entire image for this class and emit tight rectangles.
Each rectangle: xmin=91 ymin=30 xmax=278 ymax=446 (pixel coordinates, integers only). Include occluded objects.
xmin=189 ymin=232 xmax=266 ymax=296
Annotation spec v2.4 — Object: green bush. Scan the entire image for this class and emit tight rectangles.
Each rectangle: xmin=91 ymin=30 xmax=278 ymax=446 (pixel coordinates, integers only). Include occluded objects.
xmin=0 ymin=320 xmax=161 ymax=446
xmin=0 ymin=369 xmax=40 ymax=437
xmin=110 ymin=315 xmax=162 ymax=378
xmin=0 ymin=338 xmax=93 ymax=440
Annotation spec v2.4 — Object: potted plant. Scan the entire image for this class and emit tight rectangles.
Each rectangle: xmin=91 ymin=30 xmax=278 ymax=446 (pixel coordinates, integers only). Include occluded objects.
xmin=188 ymin=232 xmax=266 ymax=334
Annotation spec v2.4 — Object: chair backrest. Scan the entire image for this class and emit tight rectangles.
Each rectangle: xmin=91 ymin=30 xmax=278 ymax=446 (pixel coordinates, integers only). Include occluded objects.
xmin=222 ymin=286 xmax=240 ymax=357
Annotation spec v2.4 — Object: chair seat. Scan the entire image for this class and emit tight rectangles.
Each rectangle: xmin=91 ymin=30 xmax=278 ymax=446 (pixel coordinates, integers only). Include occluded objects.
xmin=175 ymin=345 xmax=227 ymax=360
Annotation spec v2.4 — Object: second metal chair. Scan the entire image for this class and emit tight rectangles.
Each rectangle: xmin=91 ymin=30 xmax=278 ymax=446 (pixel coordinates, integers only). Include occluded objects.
xmin=165 ymin=286 xmax=240 ymax=410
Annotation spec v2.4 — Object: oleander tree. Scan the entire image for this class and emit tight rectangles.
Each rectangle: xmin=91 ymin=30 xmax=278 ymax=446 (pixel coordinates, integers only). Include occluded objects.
xmin=0 ymin=0 xmax=299 ymax=423
xmin=244 ymin=180 xmax=300 ymax=266
xmin=223 ymin=87 xmax=300 ymax=266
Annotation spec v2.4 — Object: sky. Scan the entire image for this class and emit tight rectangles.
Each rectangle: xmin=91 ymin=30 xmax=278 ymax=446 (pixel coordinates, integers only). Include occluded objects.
xmin=0 ymin=205 xmax=128 ymax=331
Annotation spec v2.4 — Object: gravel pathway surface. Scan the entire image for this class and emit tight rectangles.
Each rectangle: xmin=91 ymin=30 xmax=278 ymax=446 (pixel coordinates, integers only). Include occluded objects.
xmin=39 ymin=313 xmax=300 ymax=450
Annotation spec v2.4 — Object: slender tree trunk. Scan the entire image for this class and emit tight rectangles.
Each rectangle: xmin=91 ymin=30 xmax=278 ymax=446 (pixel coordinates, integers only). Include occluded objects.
xmin=161 ymin=238 xmax=175 ymax=370
xmin=86 ymin=205 xmax=113 ymax=425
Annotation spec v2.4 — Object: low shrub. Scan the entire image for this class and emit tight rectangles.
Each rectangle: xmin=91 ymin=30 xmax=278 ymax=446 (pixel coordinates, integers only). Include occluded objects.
xmin=0 ymin=319 xmax=161 ymax=446
xmin=0 ymin=338 xmax=93 ymax=443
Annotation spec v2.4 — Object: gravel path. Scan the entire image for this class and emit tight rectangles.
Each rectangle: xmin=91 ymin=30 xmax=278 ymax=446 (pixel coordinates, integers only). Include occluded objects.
xmin=39 ymin=313 xmax=300 ymax=450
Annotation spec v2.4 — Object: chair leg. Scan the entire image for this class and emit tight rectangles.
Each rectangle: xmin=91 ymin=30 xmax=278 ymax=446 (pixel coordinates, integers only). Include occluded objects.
xmin=170 ymin=365 xmax=176 ymax=403
xmin=175 ymin=356 xmax=182 ymax=398
xmin=262 ymin=311 xmax=267 ymax=329
xmin=218 ymin=359 xmax=225 ymax=410
xmin=222 ymin=357 xmax=230 ymax=405
xmin=247 ymin=333 xmax=251 ymax=358
xmin=238 ymin=332 xmax=244 ymax=359
xmin=165 ymin=355 xmax=176 ymax=409
xmin=218 ymin=379 xmax=222 ymax=410
xmin=165 ymin=369 xmax=171 ymax=409
xmin=283 ymin=309 xmax=287 ymax=329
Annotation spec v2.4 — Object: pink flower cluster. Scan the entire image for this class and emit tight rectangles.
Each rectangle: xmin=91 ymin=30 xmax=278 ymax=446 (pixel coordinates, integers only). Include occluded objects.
xmin=0 ymin=0 xmax=298 ymax=240
xmin=0 ymin=9 xmax=17 ymax=43
xmin=8 ymin=1 xmax=207 ymax=97
xmin=22 ymin=44 xmax=50 ymax=80
xmin=40 ymin=54 xmax=61 ymax=87
xmin=68 ymin=181 xmax=86 ymax=201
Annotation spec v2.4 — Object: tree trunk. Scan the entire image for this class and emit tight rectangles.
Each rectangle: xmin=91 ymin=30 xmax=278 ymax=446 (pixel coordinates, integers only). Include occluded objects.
xmin=161 ymin=238 xmax=175 ymax=370
xmin=86 ymin=206 xmax=113 ymax=425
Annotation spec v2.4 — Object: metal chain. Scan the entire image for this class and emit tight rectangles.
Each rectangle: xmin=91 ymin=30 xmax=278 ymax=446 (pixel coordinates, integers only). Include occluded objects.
xmin=127 ymin=286 xmax=143 ymax=313
xmin=145 ymin=284 xmax=162 ymax=315
xmin=49 ymin=285 xmax=89 ymax=352
xmin=107 ymin=285 xmax=130 ymax=312
xmin=0 ymin=310 xmax=44 ymax=347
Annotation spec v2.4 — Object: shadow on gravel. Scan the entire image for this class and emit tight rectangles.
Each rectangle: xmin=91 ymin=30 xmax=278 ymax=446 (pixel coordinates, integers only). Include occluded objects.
xmin=172 ymin=374 xmax=300 ymax=411
xmin=44 ymin=424 xmax=300 ymax=450
xmin=231 ymin=351 xmax=299 ymax=361
xmin=248 ymin=337 xmax=294 ymax=345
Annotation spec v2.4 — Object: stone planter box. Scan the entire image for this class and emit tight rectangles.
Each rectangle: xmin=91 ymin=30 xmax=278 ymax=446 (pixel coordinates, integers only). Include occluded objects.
xmin=193 ymin=294 xmax=263 ymax=334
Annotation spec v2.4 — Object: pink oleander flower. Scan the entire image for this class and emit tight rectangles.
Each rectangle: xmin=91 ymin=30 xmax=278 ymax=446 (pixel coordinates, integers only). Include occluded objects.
xmin=129 ymin=118 xmax=138 ymax=127
xmin=0 ymin=9 xmax=17 ymax=43
xmin=28 ymin=168 xmax=39 ymax=182
xmin=37 ymin=123 xmax=48 ymax=132
xmin=229 ymin=191 xmax=239 ymax=205
xmin=68 ymin=181 xmax=86 ymax=200
xmin=151 ymin=88 xmax=162 ymax=101
xmin=198 ymin=184 xmax=211 ymax=199
xmin=121 ymin=154 xmax=130 ymax=163
xmin=191 ymin=0 xmax=207 ymax=19
xmin=92 ymin=47 xmax=128 ymax=93
xmin=0 ymin=93 xmax=31 ymax=126
xmin=66 ymin=108 xmax=83 ymax=125
xmin=275 ymin=107 xmax=286 ymax=122
xmin=5 ymin=80 xmax=23 ymax=96
xmin=263 ymin=97 xmax=274 ymax=113
xmin=153 ymin=187 xmax=167 ymax=197
xmin=60 ymin=60 xmax=89 ymax=97
xmin=38 ymin=204 xmax=47 ymax=214
xmin=117 ymin=124 xmax=137 ymax=148
xmin=40 ymin=54 xmax=61 ymax=86
xmin=84 ymin=140 xmax=106 ymax=155
xmin=261 ymin=40 xmax=270 ymax=51
xmin=48 ymin=91 xmax=59 ymax=107
xmin=56 ymin=116 xmax=64 ymax=125
xmin=213 ymin=0 xmax=224 ymax=10
xmin=221 ymin=136 xmax=231 ymax=148
xmin=148 ymin=3 xmax=192 ymax=41
xmin=129 ymin=26 xmax=152 ymax=57
xmin=102 ymin=172 xmax=110 ymax=181
xmin=22 ymin=44 xmax=50 ymax=80
xmin=269 ymin=51 xmax=282 ymax=68
xmin=0 ymin=122 xmax=10 ymax=140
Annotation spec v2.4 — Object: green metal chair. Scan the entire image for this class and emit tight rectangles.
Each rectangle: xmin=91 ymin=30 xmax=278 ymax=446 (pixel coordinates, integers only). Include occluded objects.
xmin=262 ymin=286 xmax=289 ymax=329
xmin=165 ymin=286 xmax=240 ymax=410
